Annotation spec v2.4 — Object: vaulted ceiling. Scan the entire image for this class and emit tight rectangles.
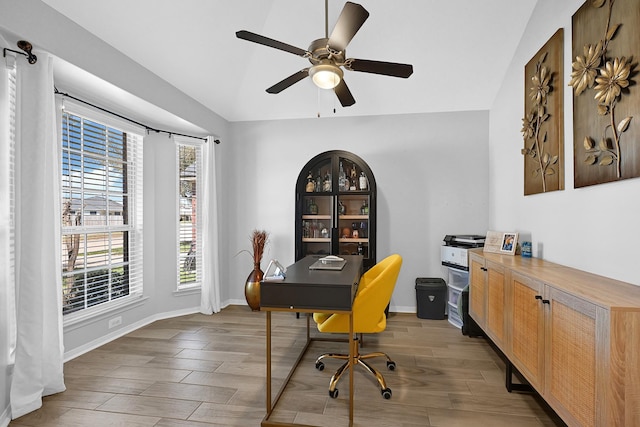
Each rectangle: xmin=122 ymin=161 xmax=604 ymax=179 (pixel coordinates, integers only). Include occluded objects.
xmin=40 ymin=0 xmax=538 ymax=122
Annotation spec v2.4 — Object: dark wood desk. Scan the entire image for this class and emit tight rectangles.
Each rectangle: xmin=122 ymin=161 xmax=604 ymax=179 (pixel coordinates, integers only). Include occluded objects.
xmin=260 ymin=255 xmax=363 ymax=427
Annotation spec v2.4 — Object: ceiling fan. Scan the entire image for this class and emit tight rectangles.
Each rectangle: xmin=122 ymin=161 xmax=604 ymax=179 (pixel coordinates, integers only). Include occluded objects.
xmin=236 ymin=1 xmax=413 ymax=107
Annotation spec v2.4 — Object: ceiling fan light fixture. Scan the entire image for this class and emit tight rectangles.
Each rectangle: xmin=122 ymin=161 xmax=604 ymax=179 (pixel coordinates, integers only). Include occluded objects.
xmin=309 ymin=63 xmax=343 ymax=89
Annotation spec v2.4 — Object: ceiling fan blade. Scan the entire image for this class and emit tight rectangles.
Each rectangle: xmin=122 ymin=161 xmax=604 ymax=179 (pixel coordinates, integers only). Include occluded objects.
xmin=266 ymin=69 xmax=310 ymax=94
xmin=328 ymin=2 xmax=369 ymax=52
xmin=347 ymin=59 xmax=414 ymax=78
xmin=236 ymin=30 xmax=308 ymax=57
xmin=334 ymin=79 xmax=356 ymax=107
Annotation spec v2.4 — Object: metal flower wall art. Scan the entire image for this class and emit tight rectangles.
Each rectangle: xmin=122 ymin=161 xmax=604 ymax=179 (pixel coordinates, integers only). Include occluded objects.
xmin=570 ymin=0 xmax=638 ymax=187
xmin=522 ymin=53 xmax=557 ymax=192
xmin=521 ymin=29 xmax=564 ymax=195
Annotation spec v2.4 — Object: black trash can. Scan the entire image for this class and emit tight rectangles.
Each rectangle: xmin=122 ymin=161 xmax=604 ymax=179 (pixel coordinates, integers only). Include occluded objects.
xmin=415 ymin=278 xmax=446 ymax=319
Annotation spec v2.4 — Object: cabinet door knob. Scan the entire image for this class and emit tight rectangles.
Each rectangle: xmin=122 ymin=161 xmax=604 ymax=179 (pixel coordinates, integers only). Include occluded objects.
xmin=542 ymin=299 xmax=550 ymax=305
xmin=535 ymin=295 xmax=542 ymax=300
xmin=481 ymin=267 xmax=487 ymax=271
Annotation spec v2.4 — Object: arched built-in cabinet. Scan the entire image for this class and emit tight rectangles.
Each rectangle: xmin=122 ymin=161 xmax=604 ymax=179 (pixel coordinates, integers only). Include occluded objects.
xmin=295 ymin=150 xmax=376 ymax=270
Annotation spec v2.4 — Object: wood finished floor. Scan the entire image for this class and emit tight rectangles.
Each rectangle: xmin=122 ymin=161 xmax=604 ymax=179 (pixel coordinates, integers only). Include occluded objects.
xmin=9 ymin=305 xmax=565 ymax=427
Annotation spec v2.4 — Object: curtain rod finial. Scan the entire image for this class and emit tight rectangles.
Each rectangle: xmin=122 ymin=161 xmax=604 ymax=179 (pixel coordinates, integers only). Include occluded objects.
xmin=17 ymin=40 xmax=37 ymax=64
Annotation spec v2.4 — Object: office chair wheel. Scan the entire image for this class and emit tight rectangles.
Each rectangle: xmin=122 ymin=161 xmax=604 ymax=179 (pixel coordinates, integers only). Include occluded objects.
xmin=315 ymin=361 xmax=325 ymax=371
xmin=381 ymin=388 xmax=392 ymax=399
xmin=329 ymin=388 xmax=339 ymax=399
xmin=387 ymin=361 xmax=396 ymax=370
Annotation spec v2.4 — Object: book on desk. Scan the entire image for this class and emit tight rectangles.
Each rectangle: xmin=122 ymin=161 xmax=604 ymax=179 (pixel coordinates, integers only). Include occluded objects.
xmin=308 ymin=255 xmax=347 ymax=271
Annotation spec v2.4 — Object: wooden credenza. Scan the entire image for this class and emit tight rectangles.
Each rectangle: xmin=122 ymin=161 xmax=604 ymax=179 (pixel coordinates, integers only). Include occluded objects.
xmin=468 ymin=248 xmax=640 ymax=427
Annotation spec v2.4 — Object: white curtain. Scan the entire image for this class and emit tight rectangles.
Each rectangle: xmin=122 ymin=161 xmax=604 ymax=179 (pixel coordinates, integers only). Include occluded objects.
xmin=200 ymin=136 xmax=221 ymax=314
xmin=1 ymin=35 xmax=17 ymax=418
xmin=10 ymin=51 xmax=66 ymax=419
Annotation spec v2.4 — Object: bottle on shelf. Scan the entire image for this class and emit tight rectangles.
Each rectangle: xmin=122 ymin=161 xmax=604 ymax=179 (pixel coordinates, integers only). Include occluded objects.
xmin=338 ymin=200 xmax=346 ymax=215
xmin=359 ymin=221 xmax=367 ymax=238
xmin=306 ymin=172 xmax=315 ymax=192
xmin=360 ymin=200 xmax=369 ymax=215
xmin=315 ymin=174 xmax=322 ymax=192
xmin=350 ymin=166 xmax=357 ymax=191
xmin=309 ymin=199 xmax=318 ymax=214
xmin=359 ymin=172 xmax=367 ymax=191
xmin=339 ymin=162 xmax=347 ymax=192
xmin=323 ymin=170 xmax=332 ymax=192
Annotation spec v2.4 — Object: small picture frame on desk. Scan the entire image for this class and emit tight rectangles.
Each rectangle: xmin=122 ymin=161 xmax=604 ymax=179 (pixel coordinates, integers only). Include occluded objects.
xmin=484 ymin=231 xmax=518 ymax=256
xmin=500 ymin=233 xmax=518 ymax=255
xmin=263 ymin=259 xmax=286 ymax=281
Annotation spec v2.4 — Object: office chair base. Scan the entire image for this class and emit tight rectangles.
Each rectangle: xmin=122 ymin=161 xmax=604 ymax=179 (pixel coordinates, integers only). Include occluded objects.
xmin=315 ymin=346 xmax=395 ymax=399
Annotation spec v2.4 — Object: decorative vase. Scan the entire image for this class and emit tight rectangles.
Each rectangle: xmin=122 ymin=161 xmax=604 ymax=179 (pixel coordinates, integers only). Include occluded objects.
xmin=245 ymin=263 xmax=263 ymax=311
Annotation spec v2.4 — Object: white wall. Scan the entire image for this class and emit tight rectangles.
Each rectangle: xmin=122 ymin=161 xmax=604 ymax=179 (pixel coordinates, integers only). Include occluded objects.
xmin=489 ymin=0 xmax=640 ymax=286
xmin=226 ymin=112 xmax=490 ymax=311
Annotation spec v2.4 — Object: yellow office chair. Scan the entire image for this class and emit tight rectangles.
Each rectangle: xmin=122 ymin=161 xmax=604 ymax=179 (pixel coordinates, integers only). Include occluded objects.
xmin=314 ymin=254 xmax=402 ymax=399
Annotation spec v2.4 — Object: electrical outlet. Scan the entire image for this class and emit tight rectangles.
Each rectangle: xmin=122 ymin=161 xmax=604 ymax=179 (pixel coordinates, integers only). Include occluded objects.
xmin=108 ymin=316 xmax=122 ymax=329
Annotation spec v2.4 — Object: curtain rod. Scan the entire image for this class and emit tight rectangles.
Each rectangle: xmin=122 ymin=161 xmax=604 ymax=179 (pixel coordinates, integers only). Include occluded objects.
xmin=6 ymin=39 xmax=218 ymax=143
xmin=3 ymin=40 xmax=37 ymax=64
xmin=54 ymin=88 xmax=217 ymax=143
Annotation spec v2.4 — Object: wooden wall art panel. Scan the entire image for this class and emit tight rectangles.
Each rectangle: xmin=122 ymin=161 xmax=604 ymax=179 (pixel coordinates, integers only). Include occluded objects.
xmin=570 ymin=0 xmax=639 ymax=188
xmin=522 ymin=29 xmax=564 ymax=195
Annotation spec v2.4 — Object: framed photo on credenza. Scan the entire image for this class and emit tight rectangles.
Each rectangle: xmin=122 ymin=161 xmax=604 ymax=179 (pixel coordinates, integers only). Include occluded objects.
xmin=483 ymin=231 xmax=518 ymax=256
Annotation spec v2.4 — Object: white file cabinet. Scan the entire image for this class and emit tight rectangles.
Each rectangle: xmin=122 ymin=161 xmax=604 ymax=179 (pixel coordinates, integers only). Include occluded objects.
xmin=446 ymin=268 xmax=468 ymax=328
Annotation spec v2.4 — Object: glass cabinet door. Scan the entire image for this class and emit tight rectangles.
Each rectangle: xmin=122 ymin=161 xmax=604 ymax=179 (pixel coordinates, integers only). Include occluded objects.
xmin=337 ymin=194 xmax=369 ymax=258
xmin=301 ymin=195 xmax=333 ymax=256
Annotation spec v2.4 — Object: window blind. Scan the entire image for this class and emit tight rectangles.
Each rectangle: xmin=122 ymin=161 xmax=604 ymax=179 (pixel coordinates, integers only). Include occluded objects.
xmin=61 ymin=103 xmax=143 ymax=317
xmin=176 ymin=138 xmax=203 ymax=289
xmin=5 ymin=52 xmax=17 ymax=360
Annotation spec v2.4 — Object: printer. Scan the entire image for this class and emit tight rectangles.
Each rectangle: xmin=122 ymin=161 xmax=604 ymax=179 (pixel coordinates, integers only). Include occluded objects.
xmin=441 ymin=235 xmax=485 ymax=271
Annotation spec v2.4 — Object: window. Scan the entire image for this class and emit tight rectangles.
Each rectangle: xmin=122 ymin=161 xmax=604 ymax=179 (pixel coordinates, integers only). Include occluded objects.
xmin=61 ymin=105 xmax=143 ymax=316
xmin=176 ymin=139 xmax=203 ymax=289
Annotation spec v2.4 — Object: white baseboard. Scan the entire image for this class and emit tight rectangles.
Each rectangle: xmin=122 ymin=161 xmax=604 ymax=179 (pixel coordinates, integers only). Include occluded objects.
xmin=63 ymin=306 xmax=201 ymax=362
xmin=1 ymin=405 xmax=10 ymax=427
xmin=63 ymin=297 xmax=250 ymax=362
xmin=389 ymin=305 xmax=415 ymax=314
xmin=224 ymin=298 xmax=248 ymax=307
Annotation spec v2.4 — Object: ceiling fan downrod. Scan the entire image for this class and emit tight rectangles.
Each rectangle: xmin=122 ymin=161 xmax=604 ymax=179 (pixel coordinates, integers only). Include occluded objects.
xmin=325 ymin=0 xmax=329 ymax=38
